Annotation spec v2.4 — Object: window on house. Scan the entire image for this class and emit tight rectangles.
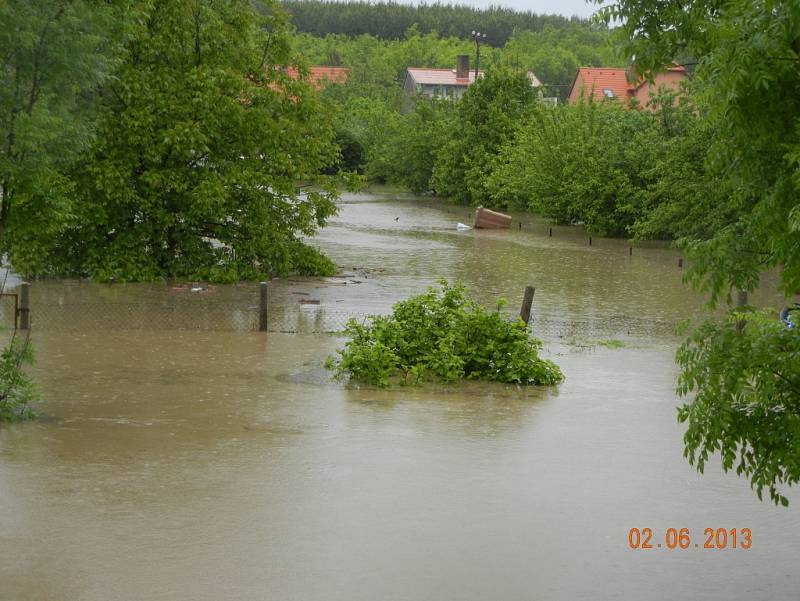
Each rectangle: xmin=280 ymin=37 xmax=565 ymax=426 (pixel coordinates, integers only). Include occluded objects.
xmin=603 ymin=88 xmax=615 ymax=98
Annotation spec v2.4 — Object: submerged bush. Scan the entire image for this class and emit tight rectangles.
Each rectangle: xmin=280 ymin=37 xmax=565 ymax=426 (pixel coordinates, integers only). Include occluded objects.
xmin=326 ymin=280 xmax=564 ymax=387
xmin=0 ymin=337 xmax=38 ymax=422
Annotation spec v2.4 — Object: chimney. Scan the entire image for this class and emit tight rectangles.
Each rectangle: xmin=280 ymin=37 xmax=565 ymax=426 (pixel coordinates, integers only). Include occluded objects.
xmin=456 ymin=55 xmax=470 ymax=79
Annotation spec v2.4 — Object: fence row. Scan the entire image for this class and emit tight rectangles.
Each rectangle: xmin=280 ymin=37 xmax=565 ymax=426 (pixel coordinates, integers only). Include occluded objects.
xmin=0 ymin=284 xmax=679 ymax=341
xmin=438 ymin=205 xmax=686 ymax=264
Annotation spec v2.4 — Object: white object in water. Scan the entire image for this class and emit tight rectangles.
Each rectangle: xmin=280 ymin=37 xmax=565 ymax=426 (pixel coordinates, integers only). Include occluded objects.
xmin=456 ymin=222 xmax=472 ymax=231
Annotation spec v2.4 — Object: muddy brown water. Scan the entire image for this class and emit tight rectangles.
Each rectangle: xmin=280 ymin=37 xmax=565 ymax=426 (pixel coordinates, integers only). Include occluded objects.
xmin=1 ymin=191 xmax=798 ymax=601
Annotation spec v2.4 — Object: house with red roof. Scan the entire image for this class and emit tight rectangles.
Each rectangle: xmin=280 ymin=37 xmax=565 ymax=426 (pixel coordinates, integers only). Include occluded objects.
xmin=404 ymin=55 xmax=541 ymax=100
xmin=567 ymin=65 xmax=688 ymax=109
xmin=404 ymin=55 xmax=480 ymax=100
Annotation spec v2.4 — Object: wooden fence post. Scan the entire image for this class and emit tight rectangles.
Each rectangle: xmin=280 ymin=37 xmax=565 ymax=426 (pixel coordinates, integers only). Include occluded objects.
xmin=520 ymin=285 xmax=535 ymax=325
xmin=259 ymin=281 xmax=269 ymax=332
xmin=18 ymin=282 xmax=30 ymax=330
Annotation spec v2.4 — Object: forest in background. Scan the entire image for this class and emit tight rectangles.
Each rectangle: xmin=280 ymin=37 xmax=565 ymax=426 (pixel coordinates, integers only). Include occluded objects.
xmin=277 ymin=0 xmax=589 ymax=42
xmin=281 ymin=0 xmax=621 ymax=99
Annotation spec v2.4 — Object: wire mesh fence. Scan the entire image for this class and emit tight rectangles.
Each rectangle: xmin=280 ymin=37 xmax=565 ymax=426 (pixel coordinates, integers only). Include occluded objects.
xmin=27 ymin=299 xmax=262 ymax=332
xmin=0 ymin=290 xmax=680 ymax=341
xmin=0 ymin=294 xmax=12 ymax=321
xmin=531 ymin=312 xmax=679 ymax=341
xmin=267 ymin=308 xmax=679 ymax=339
xmin=0 ymin=293 xmax=18 ymax=341
xmin=0 ymin=292 xmax=368 ymax=334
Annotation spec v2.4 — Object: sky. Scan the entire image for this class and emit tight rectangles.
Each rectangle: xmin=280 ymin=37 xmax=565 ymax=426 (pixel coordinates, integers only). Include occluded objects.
xmin=397 ymin=0 xmax=600 ymax=19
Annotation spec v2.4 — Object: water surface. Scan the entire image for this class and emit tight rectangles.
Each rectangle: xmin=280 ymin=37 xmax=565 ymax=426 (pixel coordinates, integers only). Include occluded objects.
xmin=1 ymin=192 xmax=797 ymax=601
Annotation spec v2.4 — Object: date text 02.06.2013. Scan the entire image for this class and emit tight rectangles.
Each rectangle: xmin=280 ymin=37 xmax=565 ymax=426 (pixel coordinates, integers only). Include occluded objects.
xmin=628 ymin=528 xmax=752 ymax=550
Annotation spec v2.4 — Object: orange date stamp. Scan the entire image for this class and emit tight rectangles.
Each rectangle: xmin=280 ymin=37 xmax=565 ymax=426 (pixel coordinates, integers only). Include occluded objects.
xmin=628 ymin=527 xmax=752 ymax=550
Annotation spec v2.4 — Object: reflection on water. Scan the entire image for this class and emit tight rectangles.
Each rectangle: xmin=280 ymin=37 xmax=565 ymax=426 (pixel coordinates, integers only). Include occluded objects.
xmin=0 ymin=192 xmax=797 ymax=601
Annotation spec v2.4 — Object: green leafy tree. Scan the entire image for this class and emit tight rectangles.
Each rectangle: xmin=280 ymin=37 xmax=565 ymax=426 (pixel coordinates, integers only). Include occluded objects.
xmin=677 ymin=311 xmax=800 ymax=506
xmin=628 ymin=93 xmax=738 ymax=241
xmin=0 ymin=0 xmax=119 ymax=274
xmin=599 ymin=0 xmax=800 ymax=503
xmin=432 ymin=67 xmax=537 ymax=204
xmin=54 ymin=0 xmax=340 ymax=282
xmin=370 ymin=97 xmax=454 ymax=193
xmin=320 ymin=87 xmax=403 ymax=175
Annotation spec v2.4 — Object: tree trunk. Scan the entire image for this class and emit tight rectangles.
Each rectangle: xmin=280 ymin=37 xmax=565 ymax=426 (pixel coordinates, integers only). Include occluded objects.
xmin=0 ymin=183 xmax=10 ymax=235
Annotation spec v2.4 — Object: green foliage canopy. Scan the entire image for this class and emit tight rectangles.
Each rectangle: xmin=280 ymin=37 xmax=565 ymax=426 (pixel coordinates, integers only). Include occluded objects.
xmin=289 ymin=9 xmax=622 ymax=187
xmin=361 ymin=97 xmax=453 ymax=193
xmin=432 ymin=68 xmax=537 ymax=204
xmin=677 ymin=311 xmax=800 ymax=506
xmin=487 ymin=91 xmax=698 ymax=236
xmin=0 ymin=0 xmax=119 ymax=273
xmin=53 ymin=0 xmax=341 ymax=282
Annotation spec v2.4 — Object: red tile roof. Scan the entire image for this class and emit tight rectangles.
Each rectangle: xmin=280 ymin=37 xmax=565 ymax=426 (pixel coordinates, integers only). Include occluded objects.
xmin=406 ymin=67 xmax=483 ymax=86
xmin=284 ymin=66 xmax=349 ymax=90
xmin=570 ymin=67 xmax=632 ymax=102
xmin=569 ymin=65 xmax=690 ymax=103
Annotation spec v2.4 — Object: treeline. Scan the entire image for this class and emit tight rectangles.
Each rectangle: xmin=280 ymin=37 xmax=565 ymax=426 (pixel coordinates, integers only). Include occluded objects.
xmin=278 ymin=0 xmax=588 ymax=43
xmin=325 ymin=67 xmax=710 ymax=240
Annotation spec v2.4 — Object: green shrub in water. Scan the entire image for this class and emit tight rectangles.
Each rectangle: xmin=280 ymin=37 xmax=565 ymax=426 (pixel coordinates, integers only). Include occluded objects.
xmin=0 ymin=338 xmax=38 ymax=422
xmin=326 ymin=281 xmax=564 ymax=387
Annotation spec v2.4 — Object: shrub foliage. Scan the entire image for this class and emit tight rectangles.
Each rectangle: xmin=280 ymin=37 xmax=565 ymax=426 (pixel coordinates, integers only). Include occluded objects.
xmin=326 ymin=281 xmax=564 ymax=387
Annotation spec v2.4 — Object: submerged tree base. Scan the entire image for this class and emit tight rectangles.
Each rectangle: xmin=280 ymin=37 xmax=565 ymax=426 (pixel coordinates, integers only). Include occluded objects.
xmin=0 ymin=338 xmax=38 ymax=423
xmin=325 ymin=280 xmax=563 ymax=387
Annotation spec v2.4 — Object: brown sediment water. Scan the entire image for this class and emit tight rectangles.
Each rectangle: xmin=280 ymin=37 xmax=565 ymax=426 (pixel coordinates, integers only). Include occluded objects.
xmin=0 ymin=191 xmax=797 ymax=601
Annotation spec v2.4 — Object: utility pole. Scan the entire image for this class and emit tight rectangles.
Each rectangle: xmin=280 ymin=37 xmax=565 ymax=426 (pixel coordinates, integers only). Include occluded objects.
xmin=471 ymin=30 xmax=486 ymax=79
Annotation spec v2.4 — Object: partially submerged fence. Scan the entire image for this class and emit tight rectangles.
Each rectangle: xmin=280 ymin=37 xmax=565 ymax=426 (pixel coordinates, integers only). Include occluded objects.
xmin=0 ymin=282 xmax=680 ymax=341
xmin=438 ymin=204 xmax=686 ymax=265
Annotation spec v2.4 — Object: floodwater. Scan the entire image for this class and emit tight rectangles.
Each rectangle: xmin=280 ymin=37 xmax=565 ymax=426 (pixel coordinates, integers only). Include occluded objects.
xmin=1 ymin=191 xmax=798 ymax=601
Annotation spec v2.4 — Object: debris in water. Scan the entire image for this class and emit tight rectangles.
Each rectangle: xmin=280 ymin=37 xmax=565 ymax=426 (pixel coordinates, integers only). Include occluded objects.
xmin=473 ymin=207 xmax=512 ymax=229
xmin=456 ymin=222 xmax=472 ymax=231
